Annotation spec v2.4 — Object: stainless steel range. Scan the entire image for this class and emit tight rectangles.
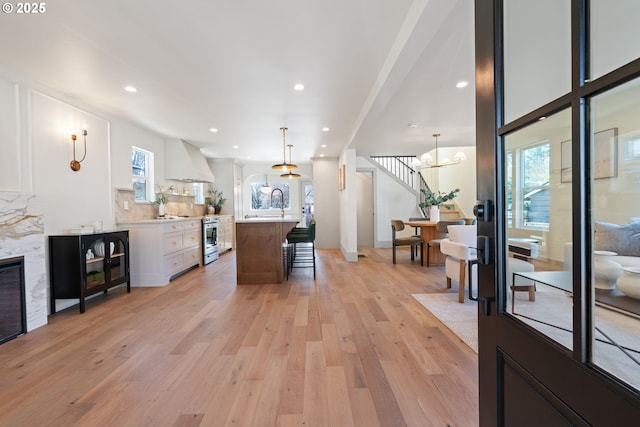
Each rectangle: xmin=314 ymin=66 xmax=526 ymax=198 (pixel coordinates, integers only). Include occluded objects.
xmin=202 ymin=216 xmax=219 ymax=264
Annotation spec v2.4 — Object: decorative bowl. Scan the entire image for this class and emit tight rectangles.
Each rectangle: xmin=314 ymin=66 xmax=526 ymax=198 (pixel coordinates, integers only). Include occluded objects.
xmin=617 ymin=267 xmax=640 ymax=300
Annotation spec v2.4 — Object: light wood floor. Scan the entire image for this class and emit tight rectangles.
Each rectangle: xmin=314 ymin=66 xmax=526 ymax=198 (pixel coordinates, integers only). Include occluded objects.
xmin=0 ymin=247 xmax=478 ymax=427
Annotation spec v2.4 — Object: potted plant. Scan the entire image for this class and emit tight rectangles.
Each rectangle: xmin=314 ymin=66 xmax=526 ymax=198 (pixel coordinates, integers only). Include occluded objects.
xmin=419 ymin=188 xmax=459 ymax=222
xmin=154 ymin=184 xmax=174 ymax=217
xmin=206 ymin=186 xmax=226 ymax=214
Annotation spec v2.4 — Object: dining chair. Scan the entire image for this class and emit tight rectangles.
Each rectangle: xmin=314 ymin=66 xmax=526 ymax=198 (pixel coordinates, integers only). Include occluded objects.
xmin=391 ymin=220 xmax=423 ymax=265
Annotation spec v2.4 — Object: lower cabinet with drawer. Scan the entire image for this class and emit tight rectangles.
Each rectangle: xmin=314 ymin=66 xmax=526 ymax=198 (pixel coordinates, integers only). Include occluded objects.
xmin=118 ymin=218 xmax=202 ymax=286
xmin=216 ymin=214 xmax=234 ymax=253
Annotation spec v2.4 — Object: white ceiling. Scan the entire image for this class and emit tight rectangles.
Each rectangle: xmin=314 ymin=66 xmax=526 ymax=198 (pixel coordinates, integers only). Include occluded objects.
xmin=0 ymin=0 xmax=475 ymax=164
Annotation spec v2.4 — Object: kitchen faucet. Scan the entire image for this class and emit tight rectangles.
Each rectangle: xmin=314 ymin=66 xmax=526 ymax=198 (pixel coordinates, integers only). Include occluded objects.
xmin=270 ymin=188 xmax=285 ymax=217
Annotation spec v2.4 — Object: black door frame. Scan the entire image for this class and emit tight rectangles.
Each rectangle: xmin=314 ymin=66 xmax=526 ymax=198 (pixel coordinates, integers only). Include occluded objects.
xmin=476 ymin=0 xmax=640 ymax=425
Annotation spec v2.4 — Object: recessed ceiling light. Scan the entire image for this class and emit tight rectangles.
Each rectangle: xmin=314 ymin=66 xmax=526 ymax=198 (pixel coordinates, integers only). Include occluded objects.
xmin=124 ymin=86 xmax=137 ymax=93
xmin=232 ymin=145 xmax=239 ymax=149
xmin=294 ymin=83 xmax=304 ymax=91
xmin=408 ymin=122 xmax=418 ymax=128
xmin=456 ymin=81 xmax=468 ymax=88
xmin=538 ymin=116 xmax=547 ymax=121
xmin=320 ymin=154 xmax=325 ymax=157
xmin=322 ymin=127 xmax=330 ymax=132
xmin=209 ymin=128 xmax=218 ymax=133
xmin=321 ymin=144 xmax=327 ymax=148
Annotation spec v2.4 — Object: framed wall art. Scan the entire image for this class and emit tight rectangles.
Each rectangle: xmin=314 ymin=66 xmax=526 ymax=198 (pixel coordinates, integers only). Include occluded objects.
xmin=593 ymin=128 xmax=618 ymax=179
xmin=338 ymin=164 xmax=345 ymax=190
xmin=561 ymin=139 xmax=572 ymax=183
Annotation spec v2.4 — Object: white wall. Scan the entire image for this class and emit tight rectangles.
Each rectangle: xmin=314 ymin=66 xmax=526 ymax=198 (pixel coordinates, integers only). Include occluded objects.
xmin=435 ymin=146 xmax=477 ymax=218
xmin=312 ymin=157 xmax=340 ymax=249
xmin=207 ymin=158 xmax=235 ymax=215
xmin=356 ymin=157 xmax=421 ymax=247
xmin=416 ymin=146 xmax=477 ymax=219
xmin=29 ymin=89 xmax=113 ymax=234
xmin=111 ymin=119 xmax=166 ymax=191
xmin=0 ymin=70 xmax=169 ymax=235
xmin=339 ymin=149 xmax=358 ymax=261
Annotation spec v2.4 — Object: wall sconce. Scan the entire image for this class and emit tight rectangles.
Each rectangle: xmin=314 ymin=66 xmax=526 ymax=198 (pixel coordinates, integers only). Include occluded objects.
xmin=70 ymin=125 xmax=87 ymax=171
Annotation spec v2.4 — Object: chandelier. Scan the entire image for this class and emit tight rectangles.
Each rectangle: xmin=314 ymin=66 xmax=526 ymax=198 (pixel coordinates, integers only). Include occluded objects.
xmin=419 ymin=133 xmax=466 ymax=168
xmin=272 ymin=127 xmax=298 ymax=172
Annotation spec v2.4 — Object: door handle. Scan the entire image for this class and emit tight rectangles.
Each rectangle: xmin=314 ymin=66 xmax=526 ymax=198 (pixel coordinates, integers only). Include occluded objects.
xmin=473 ymin=200 xmax=493 ymax=222
xmin=477 ymin=296 xmax=495 ymax=316
xmin=477 ymin=235 xmax=492 ymax=265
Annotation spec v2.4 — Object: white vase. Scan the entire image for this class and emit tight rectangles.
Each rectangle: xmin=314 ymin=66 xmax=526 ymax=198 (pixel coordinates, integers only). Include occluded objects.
xmin=158 ymin=201 xmax=165 ymax=217
xmin=593 ymin=251 xmax=622 ymax=290
xmin=429 ymin=205 xmax=440 ymax=223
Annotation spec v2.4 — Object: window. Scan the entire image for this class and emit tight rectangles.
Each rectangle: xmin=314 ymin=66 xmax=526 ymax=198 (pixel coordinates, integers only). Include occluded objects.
xmin=506 ymin=151 xmax=513 ymax=226
xmin=132 ymin=147 xmax=154 ymax=201
xmin=521 ymin=142 xmax=550 ymax=229
xmin=192 ymin=183 xmax=204 ymax=204
xmin=251 ymin=182 xmax=290 ymax=210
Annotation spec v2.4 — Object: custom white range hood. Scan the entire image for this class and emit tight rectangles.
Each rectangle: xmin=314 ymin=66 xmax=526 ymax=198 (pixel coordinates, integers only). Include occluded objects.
xmin=165 ymin=139 xmax=215 ymax=183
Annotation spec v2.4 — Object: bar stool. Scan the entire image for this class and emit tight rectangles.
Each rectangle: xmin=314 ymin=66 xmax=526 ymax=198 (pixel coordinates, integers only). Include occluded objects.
xmin=287 ymin=220 xmax=316 ymax=279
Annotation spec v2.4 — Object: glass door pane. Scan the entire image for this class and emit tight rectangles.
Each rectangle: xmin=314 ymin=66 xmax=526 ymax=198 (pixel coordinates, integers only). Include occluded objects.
xmin=109 ymin=237 xmax=127 ymax=282
xmin=86 ymin=238 xmax=106 ymax=289
xmin=503 ymin=0 xmax=571 ymax=122
xmin=590 ymin=0 xmax=640 ymax=80
xmin=590 ymin=78 xmax=640 ymax=391
xmin=504 ymin=109 xmax=573 ymax=350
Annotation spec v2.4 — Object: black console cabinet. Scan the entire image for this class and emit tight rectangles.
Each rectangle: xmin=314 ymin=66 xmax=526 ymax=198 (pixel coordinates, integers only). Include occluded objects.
xmin=49 ymin=230 xmax=130 ymax=313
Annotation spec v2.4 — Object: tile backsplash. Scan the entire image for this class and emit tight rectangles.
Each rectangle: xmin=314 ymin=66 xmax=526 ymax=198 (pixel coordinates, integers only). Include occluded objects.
xmin=114 ymin=188 xmax=206 ymax=222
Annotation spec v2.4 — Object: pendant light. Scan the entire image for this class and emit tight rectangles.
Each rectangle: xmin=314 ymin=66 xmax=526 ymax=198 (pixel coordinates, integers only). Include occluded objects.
xmin=420 ymin=133 xmax=466 ymax=168
xmin=280 ymin=144 xmax=301 ymax=179
xmin=260 ymin=174 xmax=272 ymax=193
xmin=272 ymin=127 xmax=298 ymax=171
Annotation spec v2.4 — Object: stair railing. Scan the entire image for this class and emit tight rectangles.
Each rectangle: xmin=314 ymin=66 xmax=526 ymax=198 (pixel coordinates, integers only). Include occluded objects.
xmin=370 ymin=155 xmax=417 ymax=189
xmin=370 ymin=156 xmax=434 ymax=217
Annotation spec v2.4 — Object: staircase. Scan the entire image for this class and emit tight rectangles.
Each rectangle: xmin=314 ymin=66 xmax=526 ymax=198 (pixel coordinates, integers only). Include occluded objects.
xmin=370 ymin=155 xmax=464 ymax=220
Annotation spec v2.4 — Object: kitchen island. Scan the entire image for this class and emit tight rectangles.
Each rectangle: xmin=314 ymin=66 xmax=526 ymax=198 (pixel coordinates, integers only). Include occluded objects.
xmin=235 ymin=217 xmax=299 ymax=284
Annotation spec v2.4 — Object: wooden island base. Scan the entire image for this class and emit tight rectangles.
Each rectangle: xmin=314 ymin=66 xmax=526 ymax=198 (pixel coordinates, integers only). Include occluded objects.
xmin=235 ymin=218 xmax=299 ymax=284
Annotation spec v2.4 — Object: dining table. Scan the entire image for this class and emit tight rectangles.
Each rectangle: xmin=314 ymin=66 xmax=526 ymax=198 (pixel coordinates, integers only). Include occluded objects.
xmin=403 ymin=220 xmax=447 ymax=265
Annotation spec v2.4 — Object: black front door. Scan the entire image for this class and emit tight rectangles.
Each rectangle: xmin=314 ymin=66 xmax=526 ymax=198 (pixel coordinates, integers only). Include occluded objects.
xmin=476 ymin=1 xmax=640 ymax=425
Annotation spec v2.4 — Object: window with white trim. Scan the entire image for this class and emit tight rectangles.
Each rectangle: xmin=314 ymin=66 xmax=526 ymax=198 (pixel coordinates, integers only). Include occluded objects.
xmin=251 ymin=182 xmax=290 ymax=210
xmin=520 ymin=142 xmax=550 ymax=229
xmin=132 ymin=147 xmax=154 ymax=201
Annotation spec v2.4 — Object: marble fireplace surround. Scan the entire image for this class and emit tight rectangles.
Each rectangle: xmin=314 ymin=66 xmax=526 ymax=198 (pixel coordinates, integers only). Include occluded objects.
xmin=0 ymin=192 xmax=47 ymax=331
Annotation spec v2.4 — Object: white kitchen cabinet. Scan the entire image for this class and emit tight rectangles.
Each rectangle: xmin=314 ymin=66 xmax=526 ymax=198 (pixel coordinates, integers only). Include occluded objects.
xmin=216 ymin=215 xmax=234 ymax=253
xmin=118 ymin=218 xmax=201 ymax=286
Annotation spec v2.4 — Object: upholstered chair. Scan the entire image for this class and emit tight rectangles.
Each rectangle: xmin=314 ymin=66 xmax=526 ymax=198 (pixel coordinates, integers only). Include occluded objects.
xmin=427 ymin=220 xmax=465 ymax=266
xmin=440 ymin=226 xmax=539 ymax=304
xmin=440 ymin=225 xmax=478 ymax=303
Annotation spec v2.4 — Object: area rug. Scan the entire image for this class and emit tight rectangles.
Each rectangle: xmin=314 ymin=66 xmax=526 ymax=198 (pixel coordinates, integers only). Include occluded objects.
xmin=413 ymin=288 xmax=640 ymax=389
xmin=412 ymin=293 xmax=478 ymax=352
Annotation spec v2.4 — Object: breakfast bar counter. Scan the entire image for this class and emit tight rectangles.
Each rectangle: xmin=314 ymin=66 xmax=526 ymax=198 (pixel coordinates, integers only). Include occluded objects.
xmin=235 ymin=217 xmax=299 ymax=284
